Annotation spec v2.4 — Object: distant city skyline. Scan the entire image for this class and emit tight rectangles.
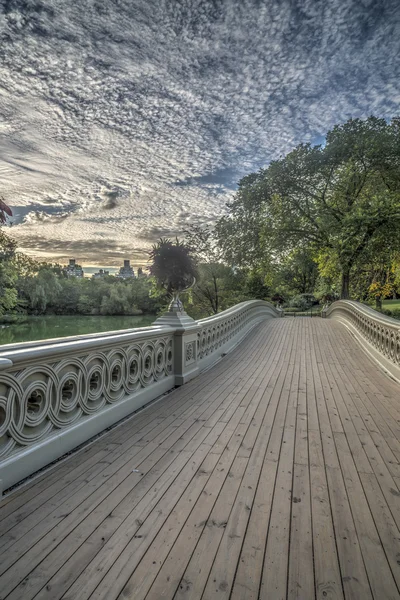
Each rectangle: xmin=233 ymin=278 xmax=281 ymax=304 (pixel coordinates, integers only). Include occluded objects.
xmin=63 ymin=260 xmax=145 ymax=278
xmin=1 ymin=0 xmax=399 ymax=263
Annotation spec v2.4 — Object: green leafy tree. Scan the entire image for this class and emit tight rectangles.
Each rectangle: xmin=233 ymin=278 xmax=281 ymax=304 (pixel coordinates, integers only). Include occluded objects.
xmin=77 ymin=294 xmax=96 ymax=315
xmin=189 ymin=263 xmax=234 ymax=315
xmin=0 ymin=248 xmax=18 ymax=316
xmin=277 ymin=248 xmax=319 ymax=296
xmin=0 ymin=199 xmax=18 ymax=317
xmin=245 ymin=270 xmax=271 ymax=300
xmin=217 ymin=116 xmax=400 ymax=299
xmin=184 ymin=224 xmax=253 ymax=315
xmin=184 ymin=225 xmax=224 ymax=314
xmin=56 ymin=278 xmax=81 ymax=313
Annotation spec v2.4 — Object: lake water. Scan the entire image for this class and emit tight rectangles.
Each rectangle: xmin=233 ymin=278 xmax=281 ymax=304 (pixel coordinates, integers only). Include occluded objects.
xmin=0 ymin=314 xmax=156 ymax=346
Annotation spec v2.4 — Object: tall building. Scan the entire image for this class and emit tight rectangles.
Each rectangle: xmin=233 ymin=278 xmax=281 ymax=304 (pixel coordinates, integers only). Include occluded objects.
xmin=116 ymin=259 xmax=135 ymax=279
xmin=92 ymin=268 xmax=110 ymax=279
xmin=63 ymin=258 xmax=84 ymax=278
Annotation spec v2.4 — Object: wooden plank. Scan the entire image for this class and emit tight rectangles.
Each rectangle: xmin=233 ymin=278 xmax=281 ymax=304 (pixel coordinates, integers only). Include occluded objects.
xmin=332 ymin=324 xmax=400 ymax=436
xmin=170 ymin=325 xmax=296 ymax=600
xmin=287 ymin=323 xmax=314 ymax=598
xmin=31 ymin=428 xmax=224 ymax=600
xmin=359 ymin=472 xmax=400 ymax=590
xmin=310 ymin=320 xmax=374 ymax=600
xmin=307 ymin=344 xmax=344 ymax=600
xmin=319 ymin=327 xmax=400 ymax=538
xmin=230 ymin=322 xmax=298 ymax=600
xmin=310 ymin=462 xmax=344 ymax=600
xmin=288 ymin=463 xmax=314 ymax=600
xmin=326 ymin=326 xmax=400 ymax=473
xmin=56 ymin=432 xmax=225 ymax=600
xmin=145 ymin=456 xmax=249 ymax=600
xmin=259 ymin=321 xmax=300 ymax=600
xmin=333 ymin=431 xmax=399 ymax=599
xmin=319 ymin=319 xmax=400 ymax=598
xmin=88 ymin=427 xmax=250 ymax=600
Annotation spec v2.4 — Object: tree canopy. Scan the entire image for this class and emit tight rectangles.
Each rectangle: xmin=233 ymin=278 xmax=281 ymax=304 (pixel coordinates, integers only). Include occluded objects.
xmin=216 ymin=116 xmax=400 ymax=299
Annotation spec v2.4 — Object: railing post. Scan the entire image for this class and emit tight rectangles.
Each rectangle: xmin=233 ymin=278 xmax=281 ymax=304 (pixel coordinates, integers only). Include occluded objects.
xmin=321 ymin=303 xmax=329 ymax=318
xmin=153 ymin=300 xmax=200 ymax=386
xmin=172 ymin=324 xmax=201 ymax=386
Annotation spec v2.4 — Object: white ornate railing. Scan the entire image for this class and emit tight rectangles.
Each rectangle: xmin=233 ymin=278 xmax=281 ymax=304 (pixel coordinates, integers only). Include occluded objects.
xmin=323 ymin=300 xmax=400 ymax=382
xmin=0 ymin=300 xmax=281 ymax=492
xmin=0 ymin=326 xmax=175 ymax=493
xmin=196 ymin=300 xmax=282 ymax=370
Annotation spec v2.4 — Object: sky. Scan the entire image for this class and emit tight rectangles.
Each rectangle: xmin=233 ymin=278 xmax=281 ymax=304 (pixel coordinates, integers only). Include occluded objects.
xmin=1 ymin=0 xmax=399 ymax=267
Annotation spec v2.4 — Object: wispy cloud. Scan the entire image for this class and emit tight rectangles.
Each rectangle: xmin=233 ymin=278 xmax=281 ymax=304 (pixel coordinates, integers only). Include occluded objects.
xmin=0 ymin=0 xmax=399 ymax=264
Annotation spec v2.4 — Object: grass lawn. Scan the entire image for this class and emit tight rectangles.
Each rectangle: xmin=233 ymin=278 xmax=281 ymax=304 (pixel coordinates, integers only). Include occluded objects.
xmin=382 ymin=299 xmax=400 ymax=310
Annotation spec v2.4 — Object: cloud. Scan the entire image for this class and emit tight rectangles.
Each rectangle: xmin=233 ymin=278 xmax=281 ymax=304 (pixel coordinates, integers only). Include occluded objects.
xmin=22 ymin=211 xmax=70 ymax=224
xmin=101 ymin=189 xmax=119 ymax=210
xmin=13 ymin=233 xmax=148 ymax=265
xmin=0 ymin=0 xmax=399 ymax=263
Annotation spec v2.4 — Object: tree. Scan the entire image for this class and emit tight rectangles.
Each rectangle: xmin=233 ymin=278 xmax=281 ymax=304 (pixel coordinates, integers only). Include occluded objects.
xmin=275 ymin=247 xmax=319 ymax=297
xmin=188 ymin=263 xmax=239 ymax=315
xmin=183 ymin=225 xmax=224 ymax=314
xmin=56 ymin=278 xmax=81 ymax=313
xmin=100 ymin=284 xmax=132 ymax=315
xmin=19 ymin=268 xmax=63 ymax=313
xmin=0 ymin=237 xmax=18 ymax=316
xmin=245 ymin=270 xmax=271 ymax=300
xmin=0 ymin=198 xmax=18 ymax=316
xmin=217 ymin=117 xmax=400 ymax=299
xmin=184 ymin=224 xmax=275 ymax=314
xmin=355 ymin=241 xmax=399 ymax=309
xmin=149 ymin=238 xmax=198 ymax=299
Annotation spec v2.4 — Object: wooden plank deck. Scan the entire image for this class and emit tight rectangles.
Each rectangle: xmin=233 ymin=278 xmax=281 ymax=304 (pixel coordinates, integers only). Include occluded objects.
xmin=1 ymin=318 xmax=400 ymax=600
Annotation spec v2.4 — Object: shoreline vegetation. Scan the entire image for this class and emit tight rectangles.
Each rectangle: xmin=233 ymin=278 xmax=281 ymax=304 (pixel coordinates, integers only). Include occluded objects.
xmin=3 ymin=298 xmax=400 ymax=326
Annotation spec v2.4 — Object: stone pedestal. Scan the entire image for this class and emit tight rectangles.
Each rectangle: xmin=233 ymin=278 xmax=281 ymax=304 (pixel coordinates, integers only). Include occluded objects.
xmin=153 ymin=299 xmax=200 ymax=386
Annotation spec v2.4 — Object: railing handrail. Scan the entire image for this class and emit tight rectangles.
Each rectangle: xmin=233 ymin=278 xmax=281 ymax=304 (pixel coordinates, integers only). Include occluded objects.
xmin=0 ymin=324 xmax=170 ymax=353
xmin=0 ymin=325 xmax=176 ymax=367
xmin=324 ymin=299 xmax=400 ymax=328
xmin=323 ymin=299 xmax=400 ymax=384
xmin=196 ymin=300 xmax=282 ymax=326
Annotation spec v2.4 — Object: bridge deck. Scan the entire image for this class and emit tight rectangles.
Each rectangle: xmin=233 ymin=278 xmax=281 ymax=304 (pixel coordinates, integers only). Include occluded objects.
xmin=1 ymin=318 xmax=400 ymax=600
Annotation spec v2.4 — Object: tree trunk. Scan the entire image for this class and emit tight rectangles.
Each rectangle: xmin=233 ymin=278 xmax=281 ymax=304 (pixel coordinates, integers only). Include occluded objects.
xmin=340 ymin=270 xmax=350 ymax=299
xmin=375 ymin=297 xmax=382 ymax=310
xmin=213 ymin=275 xmax=219 ymax=313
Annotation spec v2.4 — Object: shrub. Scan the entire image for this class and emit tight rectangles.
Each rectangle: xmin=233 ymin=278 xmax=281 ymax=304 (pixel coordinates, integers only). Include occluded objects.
xmin=290 ymin=295 xmax=313 ymax=311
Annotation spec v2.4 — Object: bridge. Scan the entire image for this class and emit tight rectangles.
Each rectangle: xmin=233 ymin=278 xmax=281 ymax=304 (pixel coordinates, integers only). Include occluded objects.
xmin=0 ymin=300 xmax=399 ymax=599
